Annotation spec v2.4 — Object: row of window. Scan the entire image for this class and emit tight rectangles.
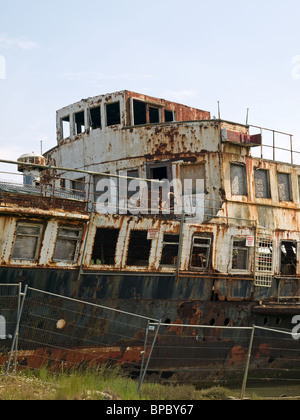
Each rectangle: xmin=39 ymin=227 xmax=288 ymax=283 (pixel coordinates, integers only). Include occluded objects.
xmin=60 ymin=99 xmax=176 ymax=140
xmin=12 ymin=223 xmax=82 ymax=263
xmin=9 ymin=222 xmax=297 ymax=276
xmin=231 ymin=163 xmax=295 ymax=202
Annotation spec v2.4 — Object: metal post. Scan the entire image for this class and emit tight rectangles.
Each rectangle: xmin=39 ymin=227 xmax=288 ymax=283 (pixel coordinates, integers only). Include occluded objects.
xmin=240 ymin=325 xmax=256 ymax=400
xmin=6 ymin=285 xmax=28 ymax=376
xmin=290 ymin=135 xmax=294 ymax=165
xmin=13 ymin=283 xmax=22 ymax=373
xmin=138 ymin=320 xmax=161 ymax=396
xmin=139 ymin=320 xmax=150 ymax=387
xmin=273 ymin=131 xmax=276 ymax=161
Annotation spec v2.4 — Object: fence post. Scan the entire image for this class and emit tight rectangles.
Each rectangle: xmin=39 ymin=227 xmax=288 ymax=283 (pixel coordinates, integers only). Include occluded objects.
xmin=5 ymin=285 xmax=28 ymax=376
xmin=240 ymin=324 xmax=256 ymax=400
xmin=139 ymin=320 xmax=150 ymax=387
xmin=138 ymin=320 xmax=161 ymax=396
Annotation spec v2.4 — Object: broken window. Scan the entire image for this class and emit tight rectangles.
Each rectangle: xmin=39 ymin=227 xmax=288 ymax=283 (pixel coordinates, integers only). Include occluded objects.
xmin=190 ymin=236 xmax=211 ymax=270
xmin=149 ymin=107 xmax=160 ymax=123
xmin=133 ymin=100 xmax=147 ymax=125
xmin=91 ymin=228 xmax=120 ymax=265
xmin=280 ymin=241 xmax=297 ymax=275
xmin=165 ymin=109 xmax=175 ymax=122
xmin=12 ymin=223 xmax=43 ymax=261
xmin=53 ymin=227 xmax=82 ymax=263
xmin=74 ymin=111 xmax=85 ymax=135
xmin=89 ymin=106 xmax=101 ymax=130
xmin=255 ymin=169 xmax=271 ymax=199
xmin=71 ymin=177 xmax=85 ymax=198
xmin=230 ymin=163 xmax=247 ymax=196
xmin=106 ymin=102 xmax=121 ymax=126
xmin=232 ymin=237 xmax=249 ymax=271
xmin=161 ymin=234 xmax=179 ymax=266
xmin=61 ymin=116 xmax=71 ymax=139
xmin=127 ymin=230 xmax=152 ymax=266
xmin=278 ymin=172 xmax=293 ymax=202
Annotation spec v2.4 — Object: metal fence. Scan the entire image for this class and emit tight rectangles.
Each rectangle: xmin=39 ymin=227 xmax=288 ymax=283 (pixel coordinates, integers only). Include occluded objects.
xmin=1 ymin=284 xmax=300 ymax=399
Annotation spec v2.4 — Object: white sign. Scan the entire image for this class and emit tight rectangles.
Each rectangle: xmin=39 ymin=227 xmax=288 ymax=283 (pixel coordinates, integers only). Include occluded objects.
xmin=246 ymin=236 xmax=255 ymax=247
xmin=148 ymin=229 xmax=159 ymax=240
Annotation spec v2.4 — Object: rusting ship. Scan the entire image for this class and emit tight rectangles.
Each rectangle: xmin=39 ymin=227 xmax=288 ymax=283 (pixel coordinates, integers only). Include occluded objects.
xmin=1 ymin=90 xmax=300 ymax=383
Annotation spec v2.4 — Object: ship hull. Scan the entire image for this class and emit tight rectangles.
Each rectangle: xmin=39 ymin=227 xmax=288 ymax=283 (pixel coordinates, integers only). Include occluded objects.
xmin=0 ymin=267 xmax=299 ymax=385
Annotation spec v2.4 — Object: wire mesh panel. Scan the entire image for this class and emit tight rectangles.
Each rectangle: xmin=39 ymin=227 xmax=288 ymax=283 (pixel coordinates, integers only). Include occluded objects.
xmin=255 ymin=230 xmax=274 ymax=287
xmin=144 ymin=322 xmax=253 ymax=388
xmin=0 ymin=284 xmax=21 ymax=369
xmin=9 ymin=287 xmax=155 ymax=379
xmin=246 ymin=326 xmax=300 ymax=397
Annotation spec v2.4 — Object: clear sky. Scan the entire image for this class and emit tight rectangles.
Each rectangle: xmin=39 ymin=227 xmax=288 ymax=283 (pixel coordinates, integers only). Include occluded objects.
xmin=1 ymin=0 xmax=300 ymax=173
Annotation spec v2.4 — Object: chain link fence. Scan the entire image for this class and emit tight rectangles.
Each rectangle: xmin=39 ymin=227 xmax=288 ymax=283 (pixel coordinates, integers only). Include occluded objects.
xmin=1 ymin=284 xmax=300 ymax=398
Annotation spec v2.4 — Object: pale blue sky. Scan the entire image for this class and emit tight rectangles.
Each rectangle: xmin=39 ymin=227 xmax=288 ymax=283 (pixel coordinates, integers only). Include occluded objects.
xmin=1 ymin=0 xmax=300 ymax=168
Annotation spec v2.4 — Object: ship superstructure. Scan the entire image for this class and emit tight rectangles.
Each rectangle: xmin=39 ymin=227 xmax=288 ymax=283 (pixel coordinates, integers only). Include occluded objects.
xmin=1 ymin=90 xmax=300 ymax=380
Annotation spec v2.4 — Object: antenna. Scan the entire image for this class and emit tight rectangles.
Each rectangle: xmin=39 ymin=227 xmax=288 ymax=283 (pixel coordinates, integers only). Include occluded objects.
xmin=217 ymin=101 xmax=221 ymax=120
xmin=40 ymin=140 xmax=43 ymax=155
xmin=246 ymin=108 xmax=249 ymax=125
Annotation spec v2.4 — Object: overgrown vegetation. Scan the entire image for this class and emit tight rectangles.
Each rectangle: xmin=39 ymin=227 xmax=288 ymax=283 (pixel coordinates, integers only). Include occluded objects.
xmin=0 ymin=366 xmax=240 ymax=400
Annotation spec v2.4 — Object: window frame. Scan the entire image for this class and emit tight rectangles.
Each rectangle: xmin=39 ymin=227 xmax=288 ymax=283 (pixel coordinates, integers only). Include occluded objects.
xmin=106 ymin=101 xmax=121 ymax=127
xmin=52 ymin=226 xmax=83 ymax=264
xmin=189 ymin=235 xmax=212 ymax=271
xmin=126 ymin=229 xmax=152 ymax=267
xmin=230 ymin=236 xmax=251 ymax=273
xmin=11 ymin=222 xmax=44 ymax=262
xmin=277 ymin=172 xmax=293 ymax=202
xmin=160 ymin=233 xmax=180 ymax=267
xmin=254 ymin=168 xmax=271 ymax=199
xmin=91 ymin=227 xmax=120 ymax=266
xmin=230 ymin=163 xmax=248 ymax=196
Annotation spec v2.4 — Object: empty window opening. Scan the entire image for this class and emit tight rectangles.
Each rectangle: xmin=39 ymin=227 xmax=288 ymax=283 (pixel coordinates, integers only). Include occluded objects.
xmin=91 ymin=228 xmax=120 ymax=265
xmin=106 ymin=102 xmax=121 ymax=126
xmin=255 ymin=169 xmax=271 ymax=199
xmin=190 ymin=236 xmax=211 ymax=270
xmin=232 ymin=238 xmax=249 ymax=271
xmin=149 ymin=107 xmax=160 ymax=123
xmin=133 ymin=100 xmax=147 ymax=125
xmin=230 ymin=163 xmax=248 ymax=196
xmin=71 ymin=177 xmax=85 ymax=198
xmin=161 ymin=234 xmax=179 ymax=266
xmin=151 ymin=166 xmax=168 ymax=181
xmin=89 ymin=106 xmax=101 ymax=130
xmin=165 ymin=110 xmax=175 ymax=122
xmin=12 ymin=223 xmax=43 ymax=261
xmin=280 ymin=241 xmax=297 ymax=275
xmin=61 ymin=116 xmax=71 ymax=139
xmin=53 ymin=227 xmax=82 ymax=263
xmin=127 ymin=230 xmax=151 ymax=266
xmin=74 ymin=111 xmax=85 ymax=135
xmin=278 ymin=173 xmax=293 ymax=202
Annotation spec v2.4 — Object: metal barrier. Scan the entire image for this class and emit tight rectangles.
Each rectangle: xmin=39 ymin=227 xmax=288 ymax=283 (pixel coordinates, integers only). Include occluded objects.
xmin=146 ymin=321 xmax=300 ymax=399
xmin=0 ymin=284 xmax=22 ymax=373
xmin=2 ymin=286 xmax=300 ymax=399
xmin=4 ymin=286 xmax=158 ymax=389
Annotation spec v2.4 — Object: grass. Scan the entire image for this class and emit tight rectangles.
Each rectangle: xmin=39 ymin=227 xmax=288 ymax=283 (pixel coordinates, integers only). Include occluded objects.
xmin=0 ymin=366 xmax=240 ymax=400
